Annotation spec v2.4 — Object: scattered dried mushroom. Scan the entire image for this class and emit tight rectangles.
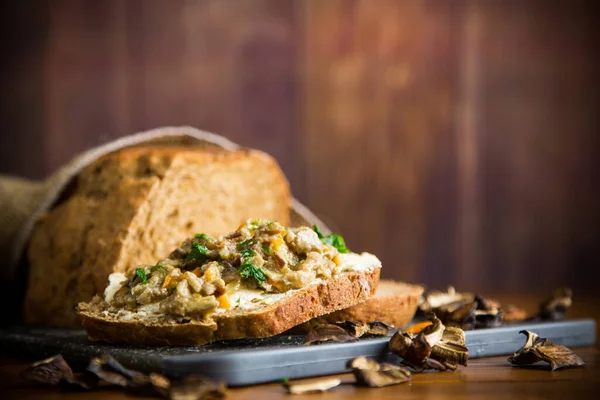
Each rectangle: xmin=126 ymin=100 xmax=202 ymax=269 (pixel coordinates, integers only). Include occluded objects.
xmin=332 ymin=320 xmax=391 ymax=337
xmin=347 ymin=356 xmax=411 ymax=387
xmin=21 ymin=354 xmax=226 ymax=399
xmin=534 ymin=288 xmax=573 ymax=322
xmin=21 ymin=355 xmax=74 ymax=386
xmin=305 ymin=324 xmax=358 ymax=345
xmin=305 ymin=320 xmax=390 ymax=344
xmin=389 ymin=314 xmax=468 ymax=372
xmin=508 ymin=330 xmax=585 ymax=371
xmin=285 ymin=378 xmax=341 ymax=394
xmin=420 ymin=286 xmax=574 ymax=330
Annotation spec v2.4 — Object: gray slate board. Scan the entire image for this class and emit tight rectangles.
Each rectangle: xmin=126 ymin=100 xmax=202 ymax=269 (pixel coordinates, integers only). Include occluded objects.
xmin=0 ymin=319 xmax=595 ymax=386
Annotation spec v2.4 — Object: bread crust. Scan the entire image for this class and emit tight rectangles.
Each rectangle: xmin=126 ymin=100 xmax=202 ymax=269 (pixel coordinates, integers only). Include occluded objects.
xmin=25 ymin=146 xmax=291 ymax=327
xmin=78 ymin=268 xmax=380 ymax=346
xmin=295 ymin=280 xmax=423 ymax=332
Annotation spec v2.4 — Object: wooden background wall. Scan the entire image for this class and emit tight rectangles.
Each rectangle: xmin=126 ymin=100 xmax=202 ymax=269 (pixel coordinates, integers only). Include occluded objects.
xmin=1 ymin=0 xmax=598 ymax=293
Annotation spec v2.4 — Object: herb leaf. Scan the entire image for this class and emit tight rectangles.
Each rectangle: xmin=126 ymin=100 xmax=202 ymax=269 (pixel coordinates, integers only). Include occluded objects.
xmin=185 ymin=243 xmax=208 ymax=262
xmin=194 ymin=233 xmax=209 ymax=240
xmin=239 ymin=261 xmax=267 ymax=284
xmin=313 ymin=225 xmax=325 ymax=239
xmin=135 ymin=268 xmax=148 ymax=285
xmin=240 ymin=248 xmax=255 ymax=258
xmin=262 ymin=245 xmax=272 ymax=254
xmin=236 ymin=238 xmax=254 ymax=250
xmin=312 ymin=225 xmax=349 ymax=253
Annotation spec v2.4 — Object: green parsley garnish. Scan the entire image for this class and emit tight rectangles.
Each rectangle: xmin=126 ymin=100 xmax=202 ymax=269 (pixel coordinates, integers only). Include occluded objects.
xmin=282 ymin=377 xmax=289 ymax=383
xmin=239 ymin=261 xmax=267 ymax=284
xmin=150 ymin=263 xmax=164 ymax=274
xmin=262 ymin=245 xmax=272 ymax=254
xmin=240 ymin=248 xmax=255 ymax=258
xmin=185 ymin=243 xmax=209 ymax=262
xmin=236 ymin=238 xmax=254 ymax=250
xmin=194 ymin=233 xmax=209 ymax=240
xmin=237 ymin=297 xmax=241 ymax=305
xmin=135 ymin=268 xmax=148 ymax=285
xmin=312 ymin=225 xmax=349 ymax=253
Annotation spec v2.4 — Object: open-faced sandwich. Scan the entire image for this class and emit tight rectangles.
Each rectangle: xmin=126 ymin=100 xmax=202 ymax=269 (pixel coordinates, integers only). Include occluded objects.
xmin=77 ymin=220 xmax=381 ymax=345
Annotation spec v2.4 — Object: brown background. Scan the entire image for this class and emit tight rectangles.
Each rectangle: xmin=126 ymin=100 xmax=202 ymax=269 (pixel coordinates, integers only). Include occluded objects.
xmin=1 ymin=0 xmax=598 ymax=293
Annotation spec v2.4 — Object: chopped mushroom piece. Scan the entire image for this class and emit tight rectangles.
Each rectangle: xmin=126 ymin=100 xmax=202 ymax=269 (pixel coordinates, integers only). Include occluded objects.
xmin=347 ymin=356 xmax=411 ymax=387
xmin=305 ymin=324 xmax=358 ymax=345
xmin=285 ymin=378 xmax=341 ymax=394
xmin=508 ymin=330 xmax=585 ymax=371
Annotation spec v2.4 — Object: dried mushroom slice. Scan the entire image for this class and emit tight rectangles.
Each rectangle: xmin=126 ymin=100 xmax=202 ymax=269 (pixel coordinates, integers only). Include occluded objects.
xmin=21 ymin=354 xmax=74 ymax=386
xmin=537 ymin=288 xmax=572 ymax=321
xmin=87 ymin=354 xmax=150 ymax=388
xmin=503 ymin=304 xmax=528 ymax=322
xmin=332 ymin=320 xmax=392 ymax=337
xmin=419 ymin=286 xmax=474 ymax=314
xmin=347 ymin=356 xmax=411 ymax=387
xmin=390 ymin=314 xmax=468 ymax=372
xmin=169 ymin=376 xmax=226 ymax=400
xmin=285 ymin=378 xmax=341 ymax=394
xmin=333 ymin=321 xmax=370 ymax=337
xmin=508 ymin=330 xmax=585 ymax=371
xmin=305 ymin=324 xmax=358 ymax=345
xmin=368 ymin=321 xmax=392 ymax=336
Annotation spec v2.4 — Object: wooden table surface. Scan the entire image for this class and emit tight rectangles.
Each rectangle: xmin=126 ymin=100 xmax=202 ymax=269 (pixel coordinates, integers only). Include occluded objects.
xmin=1 ymin=293 xmax=599 ymax=399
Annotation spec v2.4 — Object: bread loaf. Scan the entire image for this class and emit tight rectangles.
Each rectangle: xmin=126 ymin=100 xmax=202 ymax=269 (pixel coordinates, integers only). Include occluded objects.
xmin=24 ymin=146 xmax=290 ymax=327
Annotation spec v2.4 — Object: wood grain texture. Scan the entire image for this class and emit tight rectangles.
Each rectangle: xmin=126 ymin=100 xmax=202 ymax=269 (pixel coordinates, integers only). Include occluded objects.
xmin=0 ymin=0 xmax=598 ymax=293
xmin=2 ymin=291 xmax=600 ymax=398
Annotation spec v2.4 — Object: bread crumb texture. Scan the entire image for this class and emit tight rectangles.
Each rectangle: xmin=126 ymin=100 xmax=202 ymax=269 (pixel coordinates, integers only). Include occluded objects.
xmin=24 ymin=147 xmax=290 ymax=327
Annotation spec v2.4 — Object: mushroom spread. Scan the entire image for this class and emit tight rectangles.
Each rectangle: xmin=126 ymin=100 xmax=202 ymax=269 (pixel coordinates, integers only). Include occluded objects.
xmin=100 ymin=220 xmax=379 ymax=322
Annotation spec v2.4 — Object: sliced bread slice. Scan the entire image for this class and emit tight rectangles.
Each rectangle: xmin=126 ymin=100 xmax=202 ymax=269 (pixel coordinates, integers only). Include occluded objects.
xmin=77 ymin=221 xmax=382 ymax=346
xmin=25 ymin=146 xmax=291 ymax=327
xmin=78 ymin=267 xmax=380 ymax=346
xmin=295 ymin=280 xmax=423 ymax=331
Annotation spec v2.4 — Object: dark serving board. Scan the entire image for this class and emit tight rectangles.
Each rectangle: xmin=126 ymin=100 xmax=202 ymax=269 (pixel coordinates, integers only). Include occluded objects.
xmin=0 ymin=319 xmax=595 ymax=386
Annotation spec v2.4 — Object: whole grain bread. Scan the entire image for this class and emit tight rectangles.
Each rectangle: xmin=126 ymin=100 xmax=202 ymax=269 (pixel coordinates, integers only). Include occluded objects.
xmin=24 ymin=146 xmax=290 ymax=327
xmin=295 ymin=280 xmax=423 ymax=331
xmin=78 ymin=268 xmax=381 ymax=346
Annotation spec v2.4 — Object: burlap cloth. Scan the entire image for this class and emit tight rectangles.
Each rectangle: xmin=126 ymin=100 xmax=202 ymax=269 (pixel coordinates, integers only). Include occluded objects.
xmin=0 ymin=126 xmax=330 ymax=319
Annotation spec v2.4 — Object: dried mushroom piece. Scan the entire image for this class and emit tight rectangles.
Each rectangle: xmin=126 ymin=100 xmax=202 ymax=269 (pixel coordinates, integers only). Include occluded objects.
xmin=305 ymin=324 xmax=358 ymax=344
xmin=419 ymin=286 xmax=474 ymax=314
xmin=537 ymin=288 xmax=572 ymax=321
xmin=21 ymin=354 xmax=74 ymax=386
xmin=169 ymin=376 xmax=227 ymax=400
xmin=285 ymin=378 xmax=341 ymax=394
xmin=390 ymin=314 xmax=468 ymax=372
xmin=503 ymin=304 xmax=528 ymax=322
xmin=87 ymin=354 xmax=149 ymax=388
xmin=347 ymin=356 xmax=411 ymax=387
xmin=368 ymin=321 xmax=392 ymax=336
xmin=332 ymin=320 xmax=392 ymax=337
xmin=508 ymin=330 xmax=584 ymax=371
xmin=333 ymin=321 xmax=370 ymax=337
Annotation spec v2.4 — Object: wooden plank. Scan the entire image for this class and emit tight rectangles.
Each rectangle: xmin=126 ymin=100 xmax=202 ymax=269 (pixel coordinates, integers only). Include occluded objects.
xmin=303 ymin=0 xmax=462 ymax=284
